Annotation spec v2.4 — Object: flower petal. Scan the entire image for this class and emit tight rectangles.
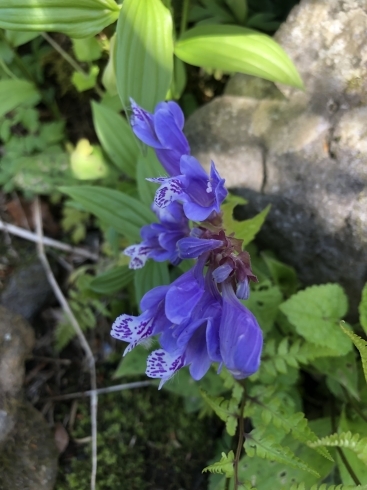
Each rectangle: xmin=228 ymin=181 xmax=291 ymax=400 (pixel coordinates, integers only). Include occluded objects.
xmin=212 ymin=263 xmax=233 ymax=283
xmin=165 ymin=270 xmax=205 ymax=324
xmin=130 ymin=99 xmax=163 ymax=148
xmin=153 ymin=178 xmax=185 ymax=208
xmin=177 ymin=237 xmax=223 ymax=259
xmin=146 ymin=349 xmax=185 ymax=389
xmin=111 ymin=313 xmax=154 ymax=354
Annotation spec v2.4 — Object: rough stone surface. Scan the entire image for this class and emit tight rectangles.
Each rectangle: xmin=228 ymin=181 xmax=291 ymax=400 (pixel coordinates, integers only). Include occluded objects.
xmin=1 ymin=259 xmax=53 ymax=321
xmin=185 ymin=0 xmax=367 ymax=317
xmin=0 ymin=307 xmax=58 ymax=489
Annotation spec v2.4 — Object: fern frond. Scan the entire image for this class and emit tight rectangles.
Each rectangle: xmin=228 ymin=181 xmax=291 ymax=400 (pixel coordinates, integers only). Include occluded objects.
xmin=245 ymin=429 xmax=319 ymax=476
xmin=247 ymin=393 xmax=333 ymax=462
xmin=200 ymin=390 xmax=239 ymax=436
xmin=262 ymin=338 xmax=342 ymax=376
xmin=308 ymin=431 xmax=367 ymax=465
xmin=341 ymin=323 xmax=367 ymax=384
xmin=203 ymin=451 xmax=234 ymax=478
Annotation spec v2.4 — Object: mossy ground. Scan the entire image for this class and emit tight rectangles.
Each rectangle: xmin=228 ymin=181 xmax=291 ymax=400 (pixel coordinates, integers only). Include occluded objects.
xmin=56 ymin=387 xmax=221 ymax=490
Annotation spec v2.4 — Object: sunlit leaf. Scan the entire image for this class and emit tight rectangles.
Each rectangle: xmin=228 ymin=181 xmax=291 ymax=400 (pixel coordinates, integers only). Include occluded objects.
xmin=0 ymin=0 xmax=120 ymax=38
xmin=115 ymin=0 xmax=174 ymax=111
xmin=91 ymin=101 xmax=138 ymax=178
xmin=72 ymin=37 xmax=102 ymax=62
xmin=175 ymin=25 xmax=303 ymax=88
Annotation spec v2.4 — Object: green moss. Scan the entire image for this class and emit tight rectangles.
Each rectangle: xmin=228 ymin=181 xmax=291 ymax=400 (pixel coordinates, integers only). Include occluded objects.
xmin=57 ymin=387 xmax=219 ymax=490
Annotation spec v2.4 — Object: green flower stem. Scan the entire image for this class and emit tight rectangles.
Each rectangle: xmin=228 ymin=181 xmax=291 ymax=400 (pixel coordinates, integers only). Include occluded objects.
xmin=180 ymin=0 xmax=190 ymax=37
xmin=41 ymin=32 xmax=105 ymax=99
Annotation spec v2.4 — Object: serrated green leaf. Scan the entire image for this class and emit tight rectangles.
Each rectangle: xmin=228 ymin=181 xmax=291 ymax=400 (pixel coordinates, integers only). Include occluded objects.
xmin=0 ymin=79 xmax=40 ymax=119
xmin=203 ymin=451 xmax=235 ymax=479
xmin=245 ymin=429 xmax=320 ymax=476
xmin=175 ymin=25 xmax=303 ymax=88
xmin=60 ymin=185 xmax=154 ymax=242
xmin=0 ymin=0 xmax=120 ymax=38
xmin=359 ymin=283 xmax=367 ymax=336
xmin=134 ymin=260 xmax=169 ymax=304
xmin=91 ymin=101 xmax=138 ymax=179
xmin=280 ymin=284 xmax=352 ymax=356
xmin=223 ymin=200 xmax=270 ymax=247
xmin=136 ymin=148 xmax=164 ymax=206
xmin=115 ymin=0 xmax=174 ymax=111
xmin=341 ymin=324 xmax=367 ymax=385
xmin=244 ymin=281 xmax=282 ymax=332
xmin=89 ymin=265 xmax=134 ymax=294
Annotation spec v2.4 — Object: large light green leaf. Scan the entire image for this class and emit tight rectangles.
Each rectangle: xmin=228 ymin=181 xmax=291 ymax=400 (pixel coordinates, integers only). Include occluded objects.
xmin=0 ymin=0 xmax=120 ymax=38
xmin=175 ymin=25 xmax=303 ymax=88
xmin=91 ymin=101 xmax=138 ymax=178
xmin=114 ymin=0 xmax=174 ymax=111
xmin=0 ymin=79 xmax=40 ymax=118
xmin=60 ymin=186 xmax=154 ymax=242
xmin=280 ymin=284 xmax=352 ymax=356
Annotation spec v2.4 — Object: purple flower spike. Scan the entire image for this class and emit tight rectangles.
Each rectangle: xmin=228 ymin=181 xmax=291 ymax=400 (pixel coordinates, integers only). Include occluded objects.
xmin=130 ymin=99 xmax=190 ymax=176
xmin=219 ymin=281 xmax=263 ymax=379
xmin=151 ymin=156 xmax=228 ymax=221
xmin=124 ymin=202 xmax=190 ymax=269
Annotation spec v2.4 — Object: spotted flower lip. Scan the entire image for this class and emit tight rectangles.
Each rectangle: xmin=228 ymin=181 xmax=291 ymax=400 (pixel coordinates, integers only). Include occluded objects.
xmin=124 ymin=202 xmax=190 ymax=269
xmin=130 ymin=99 xmax=190 ymax=176
xmin=149 ymin=156 xmax=228 ymax=222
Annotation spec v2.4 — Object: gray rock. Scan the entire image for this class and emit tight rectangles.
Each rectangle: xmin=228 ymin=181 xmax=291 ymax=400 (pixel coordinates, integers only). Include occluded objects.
xmin=185 ymin=0 xmax=367 ymax=318
xmin=1 ymin=259 xmax=53 ymax=321
xmin=0 ymin=307 xmax=58 ymax=489
xmin=0 ymin=306 xmax=34 ymax=398
xmin=0 ymin=402 xmax=58 ymax=490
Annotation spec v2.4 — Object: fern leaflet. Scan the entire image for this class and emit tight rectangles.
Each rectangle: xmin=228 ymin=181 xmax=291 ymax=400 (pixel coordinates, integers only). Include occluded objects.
xmin=341 ymin=323 xmax=367 ymax=384
xmin=244 ymin=429 xmax=320 ymax=476
xmin=308 ymin=431 xmax=367 ymax=465
xmin=202 ymin=451 xmax=234 ymax=478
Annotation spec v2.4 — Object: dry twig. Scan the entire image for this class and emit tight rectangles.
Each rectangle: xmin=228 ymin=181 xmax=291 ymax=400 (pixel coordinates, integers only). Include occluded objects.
xmin=46 ymin=380 xmax=154 ymax=401
xmin=0 ymin=219 xmax=98 ymax=261
xmin=33 ymin=198 xmax=98 ymax=490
